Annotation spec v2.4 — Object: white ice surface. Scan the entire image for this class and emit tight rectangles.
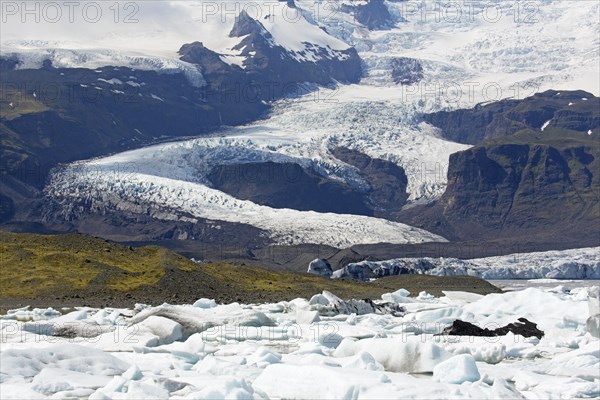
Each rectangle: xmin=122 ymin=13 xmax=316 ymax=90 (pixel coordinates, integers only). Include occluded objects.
xmin=1 ymin=285 xmax=599 ymax=399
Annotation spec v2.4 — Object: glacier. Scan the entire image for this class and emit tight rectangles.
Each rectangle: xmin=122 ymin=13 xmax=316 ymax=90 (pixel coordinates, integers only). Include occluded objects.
xmin=331 ymin=247 xmax=600 ymax=280
xmin=37 ymin=0 xmax=600 ymax=246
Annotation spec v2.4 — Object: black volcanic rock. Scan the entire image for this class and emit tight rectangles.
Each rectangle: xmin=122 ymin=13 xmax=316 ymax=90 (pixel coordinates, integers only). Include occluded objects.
xmin=441 ymin=318 xmax=544 ymax=339
xmin=341 ymin=0 xmax=395 ymax=30
xmin=391 ymin=57 xmax=423 ymax=85
xmin=423 ymin=90 xmax=599 ymax=145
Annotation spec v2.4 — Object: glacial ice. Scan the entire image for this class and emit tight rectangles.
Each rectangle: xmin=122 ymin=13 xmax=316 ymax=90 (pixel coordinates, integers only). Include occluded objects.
xmin=1 ymin=282 xmax=599 ymax=399
xmin=433 ymin=354 xmax=481 ymax=384
xmin=331 ymin=247 xmax=600 ymax=280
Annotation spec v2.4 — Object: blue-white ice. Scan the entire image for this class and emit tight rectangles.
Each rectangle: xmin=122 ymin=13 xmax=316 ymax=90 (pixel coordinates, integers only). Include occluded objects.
xmin=1 ymin=285 xmax=599 ymax=399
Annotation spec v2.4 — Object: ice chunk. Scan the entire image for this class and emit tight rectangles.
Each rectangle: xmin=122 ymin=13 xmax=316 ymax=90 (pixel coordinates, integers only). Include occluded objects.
xmin=296 ymin=309 xmax=320 ymax=325
xmin=189 ymin=377 xmax=256 ymax=399
xmin=381 ymin=288 xmax=410 ymax=303
xmin=254 ymin=364 xmax=372 ymax=399
xmin=137 ymin=316 xmax=183 ymax=344
xmin=128 ymin=304 xmax=275 ymax=338
xmin=247 ymin=346 xmax=282 ymax=368
xmin=318 ymin=331 xmax=344 ymax=349
xmin=126 ymin=381 xmax=169 ymax=399
xmin=587 ymin=314 xmax=600 ymax=338
xmin=442 ymin=291 xmax=484 ymax=304
xmin=307 ymin=258 xmax=333 ymax=277
xmin=333 ymin=337 xmax=448 ymax=373
xmin=193 ymin=298 xmax=217 ymax=309
xmin=444 ymin=341 xmax=506 ymax=364
xmin=0 ymin=344 xmax=129 ymax=378
xmin=341 ymin=351 xmax=384 ymax=371
xmin=433 ymin=354 xmax=480 ymax=384
xmin=31 ymin=367 xmax=110 ymax=395
xmin=122 ymin=365 xmax=143 ymax=381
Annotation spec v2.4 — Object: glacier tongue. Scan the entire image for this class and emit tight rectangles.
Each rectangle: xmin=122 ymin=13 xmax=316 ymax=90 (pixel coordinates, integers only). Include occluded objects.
xmin=331 ymin=247 xmax=600 ymax=280
xmin=46 ymin=170 xmax=447 ymax=248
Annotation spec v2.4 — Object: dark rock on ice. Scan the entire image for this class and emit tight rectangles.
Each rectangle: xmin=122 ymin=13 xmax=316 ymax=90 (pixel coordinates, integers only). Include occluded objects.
xmin=440 ymin=318 xmax=544 ymax=339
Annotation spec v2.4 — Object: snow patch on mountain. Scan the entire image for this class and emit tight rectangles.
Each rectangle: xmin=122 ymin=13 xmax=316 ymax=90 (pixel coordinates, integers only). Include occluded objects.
xmin=1 ymin=1 xmax=353 ymax=73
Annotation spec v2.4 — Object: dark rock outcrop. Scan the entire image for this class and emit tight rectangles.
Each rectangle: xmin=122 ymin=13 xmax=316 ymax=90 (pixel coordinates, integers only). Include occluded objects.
xmin=402 ymin=90 xmax=600 ymax=248
xmin=0 ymin=56 xmax=20 ymax=71
xmin=0 ymin=194 xmax=15 ymax=223
xmin=440 ymin=318 xmax=544 ymax=339
xmin=341 ymin=0 xmax=397 ymax=30
xmin=179 ymin=42 xmax=236 ymax=76
xmin=331 ymin=147 xmax=409 ymax=218
xmin=423 ymin=90 xmax=599 ymax=145
xmin=207 ymin=161 xmax=372 ymax=215
xmin=402 ymin=140 xmax=600 ymax=245
xmin=207 ymin=149 xmax=410 ymax=218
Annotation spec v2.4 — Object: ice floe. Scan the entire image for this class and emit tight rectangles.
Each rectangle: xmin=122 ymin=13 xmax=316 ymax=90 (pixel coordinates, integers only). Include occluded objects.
xmin=1 ymin=284 xmax=599 ymax=399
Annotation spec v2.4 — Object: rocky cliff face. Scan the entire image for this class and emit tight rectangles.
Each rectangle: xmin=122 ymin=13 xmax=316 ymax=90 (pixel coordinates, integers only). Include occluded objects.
xmin=206 ymin=148 xmax=409 ymax=218
xmin=423 ymin=90 xmax=599 ymax=144
xmin=405 ymin=89 xmax=600 ymax=247
xmin=331 ymin=147 xmax=409 ymax=218
xmin=207 ymin=161 xmax=372 ymax=215
xmin=403 ymin=136 xmax=600 ymax=246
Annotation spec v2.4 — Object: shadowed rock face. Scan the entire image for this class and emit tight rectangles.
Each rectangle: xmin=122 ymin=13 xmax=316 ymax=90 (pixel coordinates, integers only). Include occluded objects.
xmin=341 ymin=0 xmax=397 ymax=30
xmin=0 ymin=56 xmax=19 ymax=71
xmin=0 ymin=194 xmax=15 ymax=223
xmin=331 ymin=147 xmax=409 ymax=218
xmin=207 ymin=149 xmax=410 ymax=218
xmin=207 ymin=161 xmax=372 ymax=215
xmin=423 ymin=90 xmax=599 ymax=145
xmin=441 ymin=318 xmax=544 ymax=339
xmin=402 ymin=140 xmax=600 ymax=245
xmin=445 ymin=142 xmax=598 ymax=234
